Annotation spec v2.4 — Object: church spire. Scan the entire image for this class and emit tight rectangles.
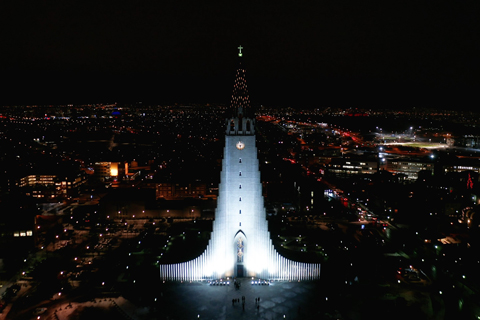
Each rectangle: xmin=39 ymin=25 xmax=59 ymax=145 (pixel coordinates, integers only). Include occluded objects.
xmin=230 ymin=45 xmax=250 ymax=118
xmin=227 ymin=46 xmax=254 ymax=136
xmin=159 ymin=47 xmax=321 ymax=282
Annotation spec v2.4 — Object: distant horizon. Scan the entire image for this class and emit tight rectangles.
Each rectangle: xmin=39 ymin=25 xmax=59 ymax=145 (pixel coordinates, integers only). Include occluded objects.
xmin=1 ymin=71 xmax=476 ymax=110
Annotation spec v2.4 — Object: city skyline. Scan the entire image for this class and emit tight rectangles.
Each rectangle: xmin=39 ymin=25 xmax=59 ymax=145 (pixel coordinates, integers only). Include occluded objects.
xmin=0 ymin=3 xmax=480 ymax=316
xmin=1 ymin=101 xmax=480 ymax=318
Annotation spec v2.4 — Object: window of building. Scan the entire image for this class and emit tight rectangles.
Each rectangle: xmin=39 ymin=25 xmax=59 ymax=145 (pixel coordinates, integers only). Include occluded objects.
xmin=237 ymin=237 xmax=244 ymax=262
xmin=239 ymin=171 xmax=242 ymax=176
xmin=239 ymin=222 xmax=241 ymax=226
xmin=239 ymin=184 xmax=241 ymax=189
xmin=239 ymin=158 xmax=242 ymax=163
xmin=239 ymin=197 xmax=241 ymax=201
xmin=239 ymin=210 xmax=241 ymax=214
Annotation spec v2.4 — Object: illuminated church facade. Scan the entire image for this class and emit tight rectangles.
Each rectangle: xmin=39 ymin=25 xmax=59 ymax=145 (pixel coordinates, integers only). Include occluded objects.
xmin=159 ymin=47 xmax=320 ymax=281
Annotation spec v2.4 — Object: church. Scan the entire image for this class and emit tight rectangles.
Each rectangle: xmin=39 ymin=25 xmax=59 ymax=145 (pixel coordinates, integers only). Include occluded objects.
xmin=159 ymin=47 xmax=320 ymax=281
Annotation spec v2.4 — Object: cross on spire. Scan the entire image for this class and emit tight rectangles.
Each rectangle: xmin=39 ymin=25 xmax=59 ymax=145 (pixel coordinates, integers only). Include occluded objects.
xmin=238 ymin=45 xmax=243 ymax=57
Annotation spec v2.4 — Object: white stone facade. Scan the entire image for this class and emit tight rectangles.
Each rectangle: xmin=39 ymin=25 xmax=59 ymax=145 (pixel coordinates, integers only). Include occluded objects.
xmin=160 ymin=117 xmax=320 ymax=281
xmin=160 ymin=54 xmax=320 ymax=281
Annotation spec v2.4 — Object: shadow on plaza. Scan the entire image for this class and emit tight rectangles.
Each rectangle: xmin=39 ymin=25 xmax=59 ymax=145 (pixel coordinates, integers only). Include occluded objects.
xmin=154 ymin=278 xmax=326 ymax=320
xmin=20 ymin=269 xmax=457 ymax=320
xmin=148 ymin=277 xmax=450 ymax=320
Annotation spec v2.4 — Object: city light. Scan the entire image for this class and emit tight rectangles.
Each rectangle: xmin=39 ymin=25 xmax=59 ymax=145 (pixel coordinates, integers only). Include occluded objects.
xmin=0 ymin=40 xmax=478 ymax=319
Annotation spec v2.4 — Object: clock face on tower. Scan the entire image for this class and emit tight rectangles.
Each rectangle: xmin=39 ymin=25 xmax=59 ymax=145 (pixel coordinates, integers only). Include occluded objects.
xmin=236 ymin=141 xmax=245 ymax=150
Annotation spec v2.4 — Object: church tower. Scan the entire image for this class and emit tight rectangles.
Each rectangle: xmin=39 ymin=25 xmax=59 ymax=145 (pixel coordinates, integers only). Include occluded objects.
xmin=160 ymin=47 xmax=320 ymax=281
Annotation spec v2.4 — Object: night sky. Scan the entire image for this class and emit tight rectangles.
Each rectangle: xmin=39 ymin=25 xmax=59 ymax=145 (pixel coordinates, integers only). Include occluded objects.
xmin=0 ymin=1 xmax=478 ymax=108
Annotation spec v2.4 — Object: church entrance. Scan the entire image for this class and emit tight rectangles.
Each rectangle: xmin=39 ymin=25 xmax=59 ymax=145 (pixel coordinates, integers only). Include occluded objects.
xmin=237 ymin=265 xmax=244 ymax=277
xmin=236 ymin=236 xmax=244 ymax=277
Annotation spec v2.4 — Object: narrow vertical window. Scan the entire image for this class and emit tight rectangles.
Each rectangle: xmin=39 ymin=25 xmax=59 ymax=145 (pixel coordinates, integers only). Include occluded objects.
xmin=239 ymin=210 xmax=241 ymax=214
xmin=239 ymin=171 xmax=242 ymax=176
xmin=239 ymin=158 xmax=242 ymax=163
xmin=239 ymin=222 xmax=241 ymax=226
xmin=239 ymin=197 xmax=241 ymax=201
xmin=239 ymin=184 xmax=241 ymax=189
xmin=237 ymin=237 xmax=244 ymax=262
